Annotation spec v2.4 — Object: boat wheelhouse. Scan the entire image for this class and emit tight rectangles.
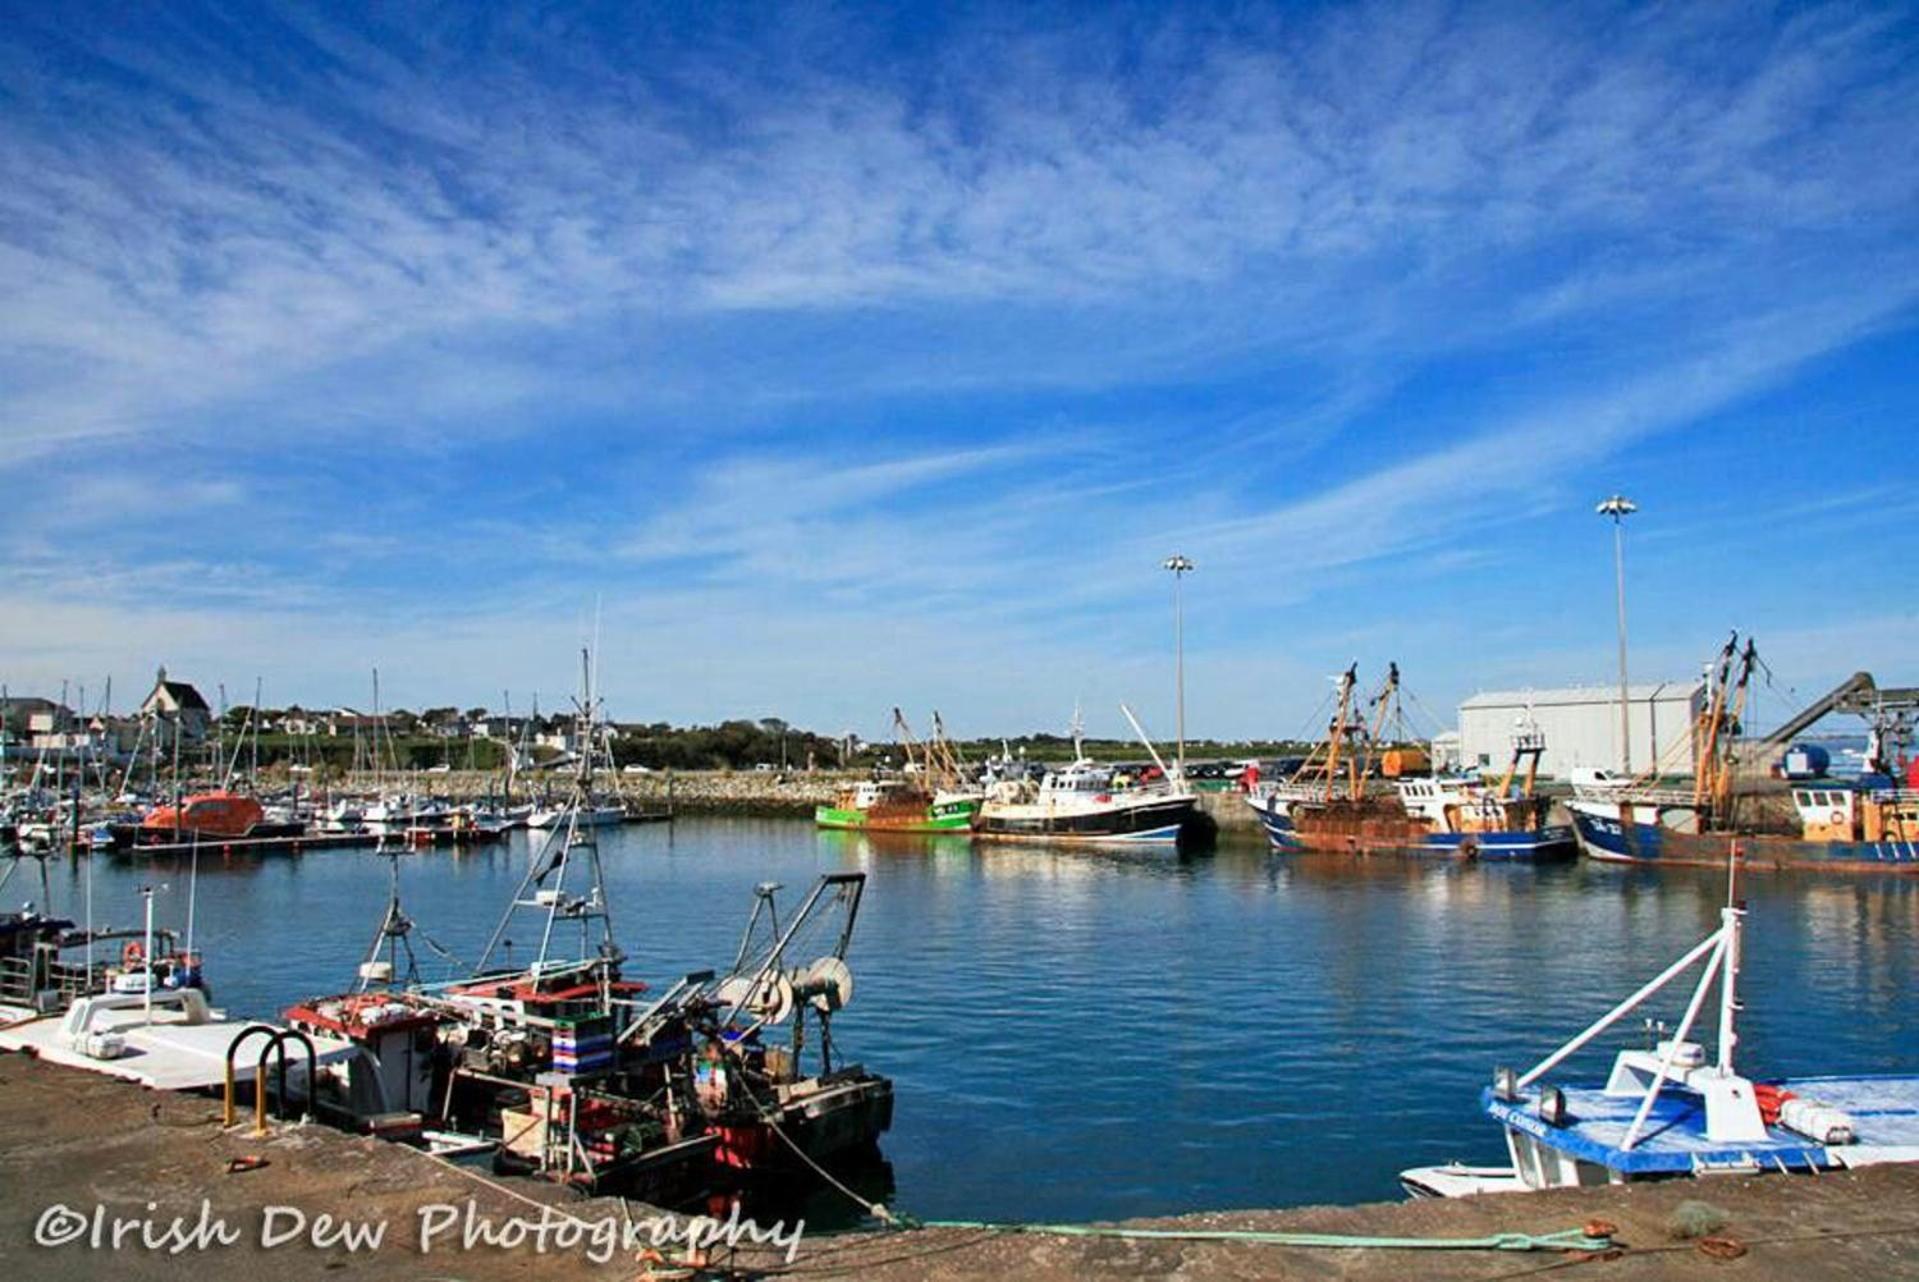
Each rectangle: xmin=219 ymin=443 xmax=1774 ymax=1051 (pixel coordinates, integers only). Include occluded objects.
xmin=1386 ymin=727 xmax=1574 ymax=860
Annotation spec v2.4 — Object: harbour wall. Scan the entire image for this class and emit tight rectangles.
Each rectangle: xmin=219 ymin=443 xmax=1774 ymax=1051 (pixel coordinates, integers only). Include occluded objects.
xmin=344 ymin=770 xmax=1276 ymax=827
xmin=339 ymin=769 xmax=842 ymax=816
xmin=3 ymin=1051 xmax=1917 ymax=1281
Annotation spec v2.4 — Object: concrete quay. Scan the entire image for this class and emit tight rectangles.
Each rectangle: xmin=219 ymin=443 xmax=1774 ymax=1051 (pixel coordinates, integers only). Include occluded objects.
xmin=5 ymin=1052 xmax=1918 ymax=1281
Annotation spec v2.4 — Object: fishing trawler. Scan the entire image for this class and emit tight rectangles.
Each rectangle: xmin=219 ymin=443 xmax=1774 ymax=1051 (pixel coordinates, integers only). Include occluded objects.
xmin=1249 ymin=664 xmax=1418 ymax=852
xmin=815 ymin=778 xmax=978 ymax=832
xmin=1251 ymin=665 xmax=1572 ymax=858
xmin=1401 ymin=862 xmax=1919 ymax=1197
xmin=814 ymin=710 xmax=981 ymax=833
xmin=1568 ymin=635 xmax=1919 ymax=872
xmin=974 ymin=705 xmax=1199 ymax=845
xmin=285 ymin=650 xmax=893 ymax=1203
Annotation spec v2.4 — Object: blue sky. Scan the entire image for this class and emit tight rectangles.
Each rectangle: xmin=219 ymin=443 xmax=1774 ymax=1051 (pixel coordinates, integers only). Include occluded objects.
xmin=1 ymin=1 xmax=1915 ymax=741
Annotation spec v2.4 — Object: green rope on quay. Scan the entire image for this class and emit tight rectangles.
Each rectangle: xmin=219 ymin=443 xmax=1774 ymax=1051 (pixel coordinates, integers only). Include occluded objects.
xmin=735 ymin=1056 xmax=1614 ymax=1259
xmin=881 ymin=1216 xmax=1614 ymax=1254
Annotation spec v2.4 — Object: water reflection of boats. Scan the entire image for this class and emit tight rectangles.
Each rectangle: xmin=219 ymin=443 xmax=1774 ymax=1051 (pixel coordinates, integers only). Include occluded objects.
xmin=1402 ymin=860 xmax=1919 ymax=1197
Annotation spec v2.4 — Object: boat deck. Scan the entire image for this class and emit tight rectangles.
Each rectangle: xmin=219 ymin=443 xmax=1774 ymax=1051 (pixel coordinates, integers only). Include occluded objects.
xmin=1488 ymin=1075 xmax=1919 ymax=1174
xmin=0 ymin=1004 xmax=356 ymax=1091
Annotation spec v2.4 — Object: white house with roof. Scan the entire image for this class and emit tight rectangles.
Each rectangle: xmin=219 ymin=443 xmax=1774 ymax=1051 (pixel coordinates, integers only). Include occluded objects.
xmin=138 ymin=669 xmax=212 ymax=746
xmin=1458 ymin=681 xmax=1705 ymax=778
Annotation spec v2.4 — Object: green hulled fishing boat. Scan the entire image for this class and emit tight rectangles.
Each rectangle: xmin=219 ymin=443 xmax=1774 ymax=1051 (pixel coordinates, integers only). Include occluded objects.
xmin=814 ymin=779 xmax=979 ymax=832
xmin=816 ymin=709 xmax=982 ymax=833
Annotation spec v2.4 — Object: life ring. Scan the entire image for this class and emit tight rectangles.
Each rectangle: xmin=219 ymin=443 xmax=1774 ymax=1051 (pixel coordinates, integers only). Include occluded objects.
xmin=122 ymin=940 xmax=145 ymax=968
xmin=1829 ymin=809 xmax=1846 ymax=827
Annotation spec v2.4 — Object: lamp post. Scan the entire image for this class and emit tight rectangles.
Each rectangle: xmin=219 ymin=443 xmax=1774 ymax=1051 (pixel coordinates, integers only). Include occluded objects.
xmin=1162 ymin=555 xmax=1195 ymax=779
xmin=1596 ymin=496 xmax=1637 ymax=774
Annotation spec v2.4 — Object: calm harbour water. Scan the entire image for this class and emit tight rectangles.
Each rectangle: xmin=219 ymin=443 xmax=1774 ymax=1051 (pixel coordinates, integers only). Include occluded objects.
xmin=39 ymin=818 xmax=1919 ymax=1222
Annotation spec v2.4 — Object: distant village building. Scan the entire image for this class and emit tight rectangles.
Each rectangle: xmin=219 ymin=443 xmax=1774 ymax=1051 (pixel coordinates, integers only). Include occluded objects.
xmin=475 ymin=716 xmax=529 ymax=741
xmin=418 ymin=709 xmax=473 ymax=740
xmin=1457 ymin=681 xmax=1705 ymax=778
xmin=138 ymin=669 xmax=213 ymax=746
xmin=279 ymin=706 xmax=326 ymax=737
xmin=0 ymin=698 xmax=140 ymax=762
xmin=2 ymin=696 xmax=74 ymax=739
xmin=326 ymin=709 xmax=384 ymax=737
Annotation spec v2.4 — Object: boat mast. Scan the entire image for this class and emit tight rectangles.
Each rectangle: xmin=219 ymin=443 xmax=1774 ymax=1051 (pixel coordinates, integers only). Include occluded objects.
xmin=359 ymin=850 xmax=420 ymax=992
xmin=1307 ymin=665 xmax=1359 ymax=793
xmin=930 ymin=711 xmax=966 ymax=790
xmin=250 ymin=675 xmax=261 ymax=786
xmin=371 ymin=668 xmax=384 ymax=798
xmin=891 ymin=708 xmax=926 ymax=783
xmin=474 ymin=648 xmax=620 ymax=980
xmin=1355 ymin=662 xmax=1400 ymax=800
xmin=1118 ymin=703 xmax=1175 ymax=781
xmin=1716 ymin=848 xmax=1743 ymax=1075
xmin=1692 ymin=635 xmax=1739 ymax=809
xmin=1713 ymin=640 xmax=1759 ymax=822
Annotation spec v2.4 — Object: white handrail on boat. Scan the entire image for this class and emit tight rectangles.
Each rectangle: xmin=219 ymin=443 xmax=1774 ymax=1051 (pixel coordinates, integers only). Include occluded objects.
xmin=1620 ymin=930 xmax=1729 ymax=1151
xmin=1516 ymin=923 xmax=1727 ymax=1090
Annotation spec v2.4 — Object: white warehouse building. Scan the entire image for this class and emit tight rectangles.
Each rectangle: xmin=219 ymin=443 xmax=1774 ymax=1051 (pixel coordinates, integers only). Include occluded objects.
xmin=1457 ymin=681 xmax=1705 ymax=778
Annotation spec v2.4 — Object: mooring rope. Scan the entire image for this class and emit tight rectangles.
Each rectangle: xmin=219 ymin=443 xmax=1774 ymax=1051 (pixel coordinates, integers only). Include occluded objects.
xmin=882 ymin=1218 xmax=1616 ymax=1252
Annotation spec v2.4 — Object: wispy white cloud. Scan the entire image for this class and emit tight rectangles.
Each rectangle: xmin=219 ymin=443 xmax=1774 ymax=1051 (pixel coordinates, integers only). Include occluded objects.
xmin=2 ymin=2 xmax=1912 ymax=459
xmin=1 ymin=3 xmax=1915 ymax=732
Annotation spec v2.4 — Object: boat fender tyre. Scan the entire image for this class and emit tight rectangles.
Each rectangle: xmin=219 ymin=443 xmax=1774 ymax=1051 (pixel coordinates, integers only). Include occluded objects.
xmin=1829 ymin=810 xmax=1846 ymax=826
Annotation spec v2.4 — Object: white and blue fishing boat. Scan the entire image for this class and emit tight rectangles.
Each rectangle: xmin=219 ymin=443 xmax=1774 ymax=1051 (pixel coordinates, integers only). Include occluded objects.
xmin=1388 ymin=724 xmax=1574 ymax=861
xmin=975 ymin=704 xmax=1198 ymax=846
xmin=1401 ymin=876 xmax=1919 ymax=1197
